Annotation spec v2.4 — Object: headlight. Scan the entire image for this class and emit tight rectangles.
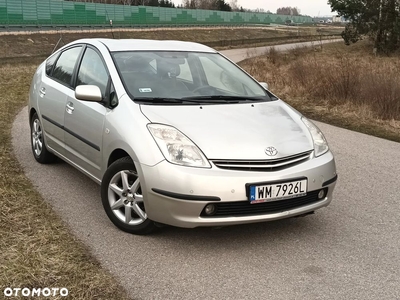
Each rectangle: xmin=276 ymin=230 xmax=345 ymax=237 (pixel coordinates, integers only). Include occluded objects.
xmin=147 ymin=124 xmax=211 ymax=168
xmin=302 ymin=117 xmax=329 ymax=157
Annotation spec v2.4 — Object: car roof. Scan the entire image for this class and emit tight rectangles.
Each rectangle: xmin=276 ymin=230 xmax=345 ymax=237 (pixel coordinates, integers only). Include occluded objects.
xmin=71 ymin=38 xmax=217 ymax=53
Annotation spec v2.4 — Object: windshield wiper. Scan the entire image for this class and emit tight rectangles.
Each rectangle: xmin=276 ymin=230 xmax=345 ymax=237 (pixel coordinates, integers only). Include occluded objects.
xmin=134 ymin=96 xmax=267 ymax=105
xmin=182 ymin=95 xmax=266 ymax=103
xmin=134 ymin=97 xmax=201 ymax=105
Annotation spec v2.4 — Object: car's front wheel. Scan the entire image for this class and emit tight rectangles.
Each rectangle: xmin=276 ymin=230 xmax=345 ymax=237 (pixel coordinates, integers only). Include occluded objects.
xmin=101 ymin=157 xmax=157 ymax=235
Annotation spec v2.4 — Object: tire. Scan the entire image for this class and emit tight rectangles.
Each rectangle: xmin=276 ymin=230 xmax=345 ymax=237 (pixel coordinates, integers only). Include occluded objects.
xmin=101 ymin=157 xmax=157 ymax=235
xmin=30 ymin=112 xmax=56 ymax=164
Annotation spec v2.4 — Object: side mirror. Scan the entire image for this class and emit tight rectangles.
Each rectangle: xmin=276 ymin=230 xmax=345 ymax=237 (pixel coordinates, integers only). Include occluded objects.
xmin=259 ymin=82 xmax=269 ymax=90
xmin=75 ymin=85 xmax=103 ymax=102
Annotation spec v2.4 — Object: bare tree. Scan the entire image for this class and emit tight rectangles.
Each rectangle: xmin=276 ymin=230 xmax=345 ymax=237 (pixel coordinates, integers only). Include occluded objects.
xmin=116 ymin=0 xmax=136 ymax=4
xmin=230 ymin=0 xmax=238 ymax=11
xmin=66 ymin=0 xmax=150 ymax=4
xmin=199 ymin=0 xmax=217 ymax=10
xmin=276 ymin=7 xmax=301 ymax=16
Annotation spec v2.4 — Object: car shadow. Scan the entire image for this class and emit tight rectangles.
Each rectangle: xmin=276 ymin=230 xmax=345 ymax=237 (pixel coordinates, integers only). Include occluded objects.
xmin=143 ymin=213 xmax=331 ymax=252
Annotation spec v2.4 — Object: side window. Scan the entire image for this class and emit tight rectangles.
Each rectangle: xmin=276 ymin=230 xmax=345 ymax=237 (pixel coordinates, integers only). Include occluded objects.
xmin=52 ymin=47 xmax=82 ymax=87
xmin=45 ymin=54 xmax=58 ymax=76
xmin=77 ymin=48 xmax=108 ymax=96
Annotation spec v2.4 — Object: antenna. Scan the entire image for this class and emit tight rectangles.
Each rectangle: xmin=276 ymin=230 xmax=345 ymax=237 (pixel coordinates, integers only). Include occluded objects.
xmin=52 ymin=30 xmax=65 ymax=54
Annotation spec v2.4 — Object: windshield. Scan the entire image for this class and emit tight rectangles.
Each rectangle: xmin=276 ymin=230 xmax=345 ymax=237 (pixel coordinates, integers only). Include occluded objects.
xmin=112 ymin=51 xmax=272 ymax=104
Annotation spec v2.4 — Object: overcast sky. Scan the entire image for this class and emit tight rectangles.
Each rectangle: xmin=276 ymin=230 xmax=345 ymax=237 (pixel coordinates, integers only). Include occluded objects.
xmin=172 ymin=0 xmax=334 ymax=17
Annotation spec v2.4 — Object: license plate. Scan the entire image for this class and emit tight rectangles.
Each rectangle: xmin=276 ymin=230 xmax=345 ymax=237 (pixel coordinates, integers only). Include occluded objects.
xmin=249 ymin=179 xmax=307 ymax=204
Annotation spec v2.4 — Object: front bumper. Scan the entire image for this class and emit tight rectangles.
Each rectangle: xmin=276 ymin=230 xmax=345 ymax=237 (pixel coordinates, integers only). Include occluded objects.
xmin=138 ymin=151 xmax=337 ymax=228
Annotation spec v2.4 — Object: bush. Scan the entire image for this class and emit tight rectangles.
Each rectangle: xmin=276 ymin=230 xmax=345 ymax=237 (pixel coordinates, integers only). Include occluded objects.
xmin=240 ymin=42 xmax=400 ymax=121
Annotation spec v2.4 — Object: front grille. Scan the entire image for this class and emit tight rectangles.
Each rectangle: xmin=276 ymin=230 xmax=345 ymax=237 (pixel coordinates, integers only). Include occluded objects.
xmin=211 ymin=151 xmax=313 ymax=172
xmin=201 ymin=190 xmax=322 ymax=217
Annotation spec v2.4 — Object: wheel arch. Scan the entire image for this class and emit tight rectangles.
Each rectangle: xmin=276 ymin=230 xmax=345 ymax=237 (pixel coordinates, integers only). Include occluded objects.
xmin=107 ymin=148 xmax=134 ymax=169
xmin=29 ymin=107 xmax=37 ymax=124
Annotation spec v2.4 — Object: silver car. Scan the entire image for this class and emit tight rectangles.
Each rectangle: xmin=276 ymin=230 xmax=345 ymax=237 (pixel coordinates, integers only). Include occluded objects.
xmin=29 ymin=39 xmax=337 ymax=235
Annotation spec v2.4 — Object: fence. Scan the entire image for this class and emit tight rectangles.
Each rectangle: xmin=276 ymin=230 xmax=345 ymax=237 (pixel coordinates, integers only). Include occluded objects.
xmin=0 ymin=0 xmax=313 ymax=29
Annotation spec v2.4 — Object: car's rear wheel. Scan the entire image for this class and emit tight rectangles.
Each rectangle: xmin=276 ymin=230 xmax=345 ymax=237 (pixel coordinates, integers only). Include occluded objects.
xmin=101 ymin=157 xmax=157 ymax=235
xmin=30 ymin=112 xmax=56 ymax=164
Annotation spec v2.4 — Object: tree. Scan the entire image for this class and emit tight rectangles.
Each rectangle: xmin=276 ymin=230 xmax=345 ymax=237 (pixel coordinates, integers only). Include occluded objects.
xmin=230 ymin=0 xmax=238 ymax=11
xmin=66 ymin=0 xmax=174 ymax=5
xmin=159 ymin=0 xmax=175 ymax=7
xmin=276 ymin=7 xmax=301 ymax=16
xmin=253 ymin=8 xmax=265 ymax=13
xmin=328 ymin=0 xmax=400 ymax=54
xmin=182 ymin=0 xmax=196 ymax=9
xmin=216 ymin=0 xmax=232 ymax=11
xmin=149 ymin=0 xmax=159 ymax=6
xmin=182 ymin=0 xmax=231 ymax=11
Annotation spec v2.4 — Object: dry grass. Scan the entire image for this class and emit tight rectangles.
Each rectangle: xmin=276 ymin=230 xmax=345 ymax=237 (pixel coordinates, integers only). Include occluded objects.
xmin=239 ymin=41 xmax=400 ymax=142
xmin=0 ymin=26 xmax=341 ymax=60
xmin=0 ymin=61 xmax=130 ymax=299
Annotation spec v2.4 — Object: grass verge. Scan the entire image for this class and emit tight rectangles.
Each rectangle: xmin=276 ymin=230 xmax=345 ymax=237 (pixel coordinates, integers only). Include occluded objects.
xmin=239 ymin=40 xmax=400 ymax=143
xmin=0 ymin=60 xmax=130 ymax=299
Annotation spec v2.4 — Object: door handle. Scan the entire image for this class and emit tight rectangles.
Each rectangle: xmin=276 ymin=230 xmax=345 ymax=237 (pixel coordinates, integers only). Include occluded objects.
xmin=66 ymin=102 xmax=74 ymax=114
xmin=39 ymin=87 xmax=46 ymax=97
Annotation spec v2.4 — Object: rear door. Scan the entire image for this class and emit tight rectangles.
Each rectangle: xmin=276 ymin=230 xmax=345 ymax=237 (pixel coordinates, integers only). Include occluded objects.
xmin=38 ymin=46 xmax=83 ymax=156
xmin=63 ymin=46 xmax=109 ymax=180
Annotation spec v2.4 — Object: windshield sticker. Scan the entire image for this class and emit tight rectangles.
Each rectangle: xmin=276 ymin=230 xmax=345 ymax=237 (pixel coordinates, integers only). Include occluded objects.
xmin=139 ymin=88 xmax=152 ymax=93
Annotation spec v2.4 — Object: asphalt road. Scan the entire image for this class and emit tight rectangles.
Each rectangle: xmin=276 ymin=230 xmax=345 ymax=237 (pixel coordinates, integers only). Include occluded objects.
xmin=12 ymin=42 xmax=400 ymax=299
xmin=222 ymin=39 xmax=340 ymax=62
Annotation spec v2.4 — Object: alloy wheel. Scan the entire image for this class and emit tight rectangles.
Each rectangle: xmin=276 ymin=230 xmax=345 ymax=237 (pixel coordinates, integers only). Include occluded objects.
xmin=32 ymin=119 xmax=43 ymax=157
xmin=107 ymin=170 xmax=147 ymax=226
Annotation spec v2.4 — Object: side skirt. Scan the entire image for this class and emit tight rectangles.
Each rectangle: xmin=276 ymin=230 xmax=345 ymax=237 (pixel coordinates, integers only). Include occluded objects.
xmin=47 ymin=145 xmax=102 ymax=185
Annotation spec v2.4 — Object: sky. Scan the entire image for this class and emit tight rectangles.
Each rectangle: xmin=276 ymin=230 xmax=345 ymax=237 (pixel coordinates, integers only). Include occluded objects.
xmin=172 ymin=0 xmax=334 ymax=17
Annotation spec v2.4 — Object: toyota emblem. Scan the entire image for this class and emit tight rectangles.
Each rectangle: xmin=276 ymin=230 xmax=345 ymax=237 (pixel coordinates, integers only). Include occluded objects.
xmin=265 ymin=147 xmax=278 ymax=156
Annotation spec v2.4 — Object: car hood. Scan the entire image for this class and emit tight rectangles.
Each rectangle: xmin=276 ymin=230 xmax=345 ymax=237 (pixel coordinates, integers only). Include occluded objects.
xmin=140 ymin=100 xmax=314 ymax=160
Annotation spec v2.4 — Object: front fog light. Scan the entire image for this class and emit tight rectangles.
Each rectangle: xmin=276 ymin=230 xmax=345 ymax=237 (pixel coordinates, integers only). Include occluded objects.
xmin=204 ymin=204 xmax=217 ymax=216
xmin=318 ymin=189 xmax=327 ymax=200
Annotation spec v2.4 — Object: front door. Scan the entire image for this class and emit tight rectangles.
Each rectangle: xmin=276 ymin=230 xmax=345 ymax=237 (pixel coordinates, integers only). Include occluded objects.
xmin=63 ymin=47 xmax=109 ymax=181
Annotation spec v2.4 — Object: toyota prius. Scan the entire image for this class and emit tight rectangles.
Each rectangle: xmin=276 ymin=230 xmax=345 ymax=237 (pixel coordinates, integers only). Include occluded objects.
xmin=29 ymin=39 xmax=337 ymax=234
